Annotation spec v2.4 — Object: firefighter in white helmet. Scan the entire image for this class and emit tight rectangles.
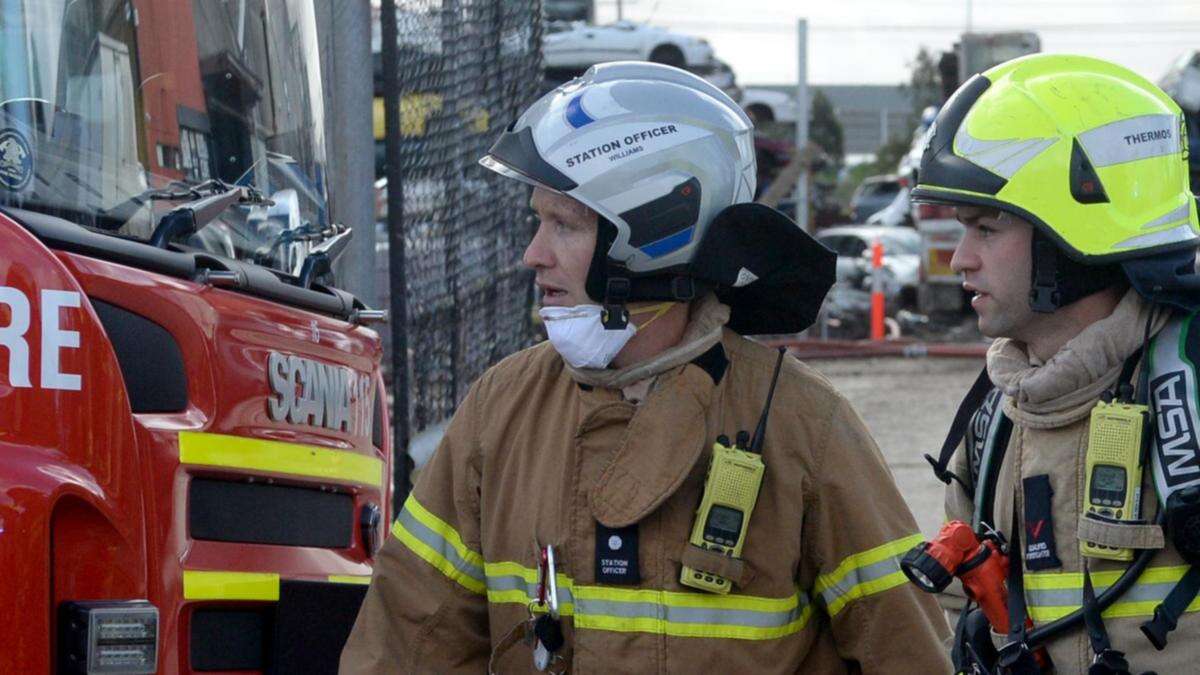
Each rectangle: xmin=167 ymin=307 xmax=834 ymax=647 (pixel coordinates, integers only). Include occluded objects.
xmin=342 ymin=61 xmax=950 ymax=674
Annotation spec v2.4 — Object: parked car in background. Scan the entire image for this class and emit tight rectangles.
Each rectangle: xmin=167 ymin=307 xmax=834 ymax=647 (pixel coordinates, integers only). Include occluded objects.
xmin=865 ymin=178 xmax=913 ymax=228
xmin=698 ymin=59 xmax=741 ymax=101
xmin=544 ymin=21 xmax=714 ymax=71
xmin=890 ymin=104 xmax=970 ymax=313
xmin=739 ymin=87 xmax=798 ymax=123
xmin=896 ymin=105 xmax=939 ymax=183
xmin=848 ymin=174 xmax=902 ymax=223
xmin=545 ymin=0 xmax=590 ymax=22
xmin=816 ymin=225 xmax=921 ymax=308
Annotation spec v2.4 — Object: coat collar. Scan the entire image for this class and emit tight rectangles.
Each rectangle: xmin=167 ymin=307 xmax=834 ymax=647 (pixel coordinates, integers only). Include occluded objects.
xmin=564 ymin=293 xmax=729 ymax=391
xmin=988 ymin=289 xmax=1167 ymax=427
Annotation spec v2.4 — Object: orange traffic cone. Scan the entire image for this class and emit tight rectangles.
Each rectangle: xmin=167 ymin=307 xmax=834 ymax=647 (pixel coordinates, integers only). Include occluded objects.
xmin=870 ymin=239 xmax=885 ymax=341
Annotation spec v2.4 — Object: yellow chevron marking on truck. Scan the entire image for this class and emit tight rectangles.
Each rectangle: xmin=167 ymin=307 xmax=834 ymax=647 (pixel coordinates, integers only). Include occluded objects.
xmin=183 ymin=571 xmax=373 ymax=601
xmin=179 ymin=431 xmax=383 ymax=487
xmin=183 ymin=571 xmax=280 ymax=601
xmin=328 ymin=575 xmax=373 ymax=585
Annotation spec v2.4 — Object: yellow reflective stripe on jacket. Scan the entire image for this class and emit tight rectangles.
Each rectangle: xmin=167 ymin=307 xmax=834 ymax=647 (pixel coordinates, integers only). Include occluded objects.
xmin=391 ymin=495 xmax=486 ymax=594
xmin=814 ymin=533 xmax=924 ymax=616
xmin=1025 ymin=564 xmax=1200 ymax=622
xmin=392 ymin=494 xmax=813 ymax=639
xmin=483 ymin=561 xmax=813 ymax=640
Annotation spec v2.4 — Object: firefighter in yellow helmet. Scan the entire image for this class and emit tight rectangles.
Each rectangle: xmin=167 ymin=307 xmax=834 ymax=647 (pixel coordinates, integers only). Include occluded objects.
xmin=909 ymin=53 xmax=1200 ymax=673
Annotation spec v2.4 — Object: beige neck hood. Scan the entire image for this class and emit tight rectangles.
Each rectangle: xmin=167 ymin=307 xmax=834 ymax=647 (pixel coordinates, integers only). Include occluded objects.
xmin=987 ymin=289 xmax=1167 ymax=428
xmin=564 ymin=293 xmax=730 ymax=391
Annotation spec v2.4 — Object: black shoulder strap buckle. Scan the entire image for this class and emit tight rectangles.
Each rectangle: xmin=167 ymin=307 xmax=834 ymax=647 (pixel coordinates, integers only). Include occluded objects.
xmin=1141 ymin=494 xmax=1200 ymax=650
xmin=1140 ymin=565 xmax=1200 ymax=651
xmin=924 ymin=452 xmax=959 ymax=486
xmin=995 ymin=641 xmax=1040 ymax=675
xmin=1088 ymin=649 xmax=1131 ymax=675
xmin=1140 ymin=603 xmax=1176 ymax=651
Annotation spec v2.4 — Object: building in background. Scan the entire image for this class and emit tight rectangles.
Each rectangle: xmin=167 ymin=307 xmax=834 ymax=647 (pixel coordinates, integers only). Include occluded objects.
xmin=743 ymin=84 xmax=911 ymax=159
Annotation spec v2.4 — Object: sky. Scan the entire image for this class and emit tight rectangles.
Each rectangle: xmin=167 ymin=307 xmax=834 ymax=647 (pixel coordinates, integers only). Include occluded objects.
xmin=593 ymin=0 xmax=1200 ymax=86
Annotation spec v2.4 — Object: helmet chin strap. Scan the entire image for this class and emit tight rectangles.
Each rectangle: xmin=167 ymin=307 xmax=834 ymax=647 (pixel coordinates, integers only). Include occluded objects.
xmin=628 ymin=302 xmax=677 ymax=331
xmin=1028 ymin=228 xmax=1127 ymax=313
xmin=1029 ymin=235 xmax=1063 ymax=313
xmin=587 ymin=217 xmax=703 ymax=329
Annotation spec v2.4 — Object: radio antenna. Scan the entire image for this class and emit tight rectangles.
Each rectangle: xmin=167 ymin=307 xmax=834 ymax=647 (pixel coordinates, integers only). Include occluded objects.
xmin=749 ymin=347 xmax=786 ymax=454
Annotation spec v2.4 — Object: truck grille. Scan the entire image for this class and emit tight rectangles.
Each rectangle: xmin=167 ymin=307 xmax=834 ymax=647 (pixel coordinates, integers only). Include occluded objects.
xmin=188 ymin=478 xmax=353 ymax=548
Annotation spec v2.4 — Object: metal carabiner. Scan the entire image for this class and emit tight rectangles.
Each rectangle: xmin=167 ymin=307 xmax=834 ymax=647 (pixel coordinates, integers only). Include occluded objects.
xmin=545 ymin=544 xmax=560 ymax=618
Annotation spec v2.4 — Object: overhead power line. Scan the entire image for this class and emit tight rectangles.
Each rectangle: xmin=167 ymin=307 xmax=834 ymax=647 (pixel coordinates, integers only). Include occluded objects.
xmin=659 ymin=19 xmax=1200 ymax=34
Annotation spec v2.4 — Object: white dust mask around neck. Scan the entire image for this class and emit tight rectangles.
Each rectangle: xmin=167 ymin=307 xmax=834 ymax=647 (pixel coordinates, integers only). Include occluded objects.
xmin=537 ymin=302 xmax=676 ymax=369
xmin=539 ymin=305 xmax=636 ymax=369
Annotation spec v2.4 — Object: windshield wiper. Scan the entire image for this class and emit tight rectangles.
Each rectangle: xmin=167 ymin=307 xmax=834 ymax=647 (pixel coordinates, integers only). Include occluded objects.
xmin=296 ymin=223 xmax=352 ymax=289
xmin=148 ymin=181 xmax=273 ymax=248
xmin=99 ymin=178 xmax=227 ymax=225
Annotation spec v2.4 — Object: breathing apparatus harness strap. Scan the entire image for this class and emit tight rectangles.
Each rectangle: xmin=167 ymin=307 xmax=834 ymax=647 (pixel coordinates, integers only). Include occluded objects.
xmin=997 ymin=519 xmax=1041 ymax=674
xmin=926 ymin=365 xmax=996 ymax=497
xmin=1138 ymin=307 xmax=1200 ymax=651
xmin=1083 ymin=563 xmax=1133 ymax=675
xmin=1075 ymin=343 xmax=1144 ymax=675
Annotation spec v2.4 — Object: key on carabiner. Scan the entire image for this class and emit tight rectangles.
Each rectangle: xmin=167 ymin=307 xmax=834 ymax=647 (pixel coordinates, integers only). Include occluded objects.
xmin=532 ymin=608 xmax=566 ymax=670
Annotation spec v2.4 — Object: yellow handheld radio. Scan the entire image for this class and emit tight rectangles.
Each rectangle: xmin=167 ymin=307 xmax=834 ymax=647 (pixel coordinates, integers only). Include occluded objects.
xmin=1081 ymin=398 xmax=1149 ymax=561
xmin=681 ymin=348 xmax=784 ymax=594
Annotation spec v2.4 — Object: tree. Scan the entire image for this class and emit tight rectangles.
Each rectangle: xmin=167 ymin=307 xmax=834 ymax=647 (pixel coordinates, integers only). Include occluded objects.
xmin=809 ymin=90 xmax=844 ymax=163
xmin=906 ymin=46 xmax=943 ymax=122
xmin=870 ymin=137 xmax=910 ymax=175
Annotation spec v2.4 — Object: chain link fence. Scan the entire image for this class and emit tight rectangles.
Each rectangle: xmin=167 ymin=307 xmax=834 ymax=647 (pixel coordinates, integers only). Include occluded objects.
xmin=375 ymin=0 xmax=544 ymax=450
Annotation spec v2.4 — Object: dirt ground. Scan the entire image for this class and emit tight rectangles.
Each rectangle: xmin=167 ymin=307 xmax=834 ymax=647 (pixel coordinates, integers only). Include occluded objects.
xmin=809 ymin=356 xmax=986 ymax=539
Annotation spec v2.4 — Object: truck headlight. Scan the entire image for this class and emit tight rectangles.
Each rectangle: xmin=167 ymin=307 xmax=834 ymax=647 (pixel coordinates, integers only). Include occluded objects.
xmin=58 ymin=601 xmax=158 ymax=674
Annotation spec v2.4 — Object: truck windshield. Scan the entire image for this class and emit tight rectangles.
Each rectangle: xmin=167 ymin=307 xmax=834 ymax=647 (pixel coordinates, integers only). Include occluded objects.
xmin=0 ymin=0 xmax=331 ymax=276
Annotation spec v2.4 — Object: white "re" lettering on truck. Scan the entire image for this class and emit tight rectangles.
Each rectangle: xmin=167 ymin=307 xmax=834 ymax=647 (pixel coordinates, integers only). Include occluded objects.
xmin=0 ymin=286 xmax=83 ymax=391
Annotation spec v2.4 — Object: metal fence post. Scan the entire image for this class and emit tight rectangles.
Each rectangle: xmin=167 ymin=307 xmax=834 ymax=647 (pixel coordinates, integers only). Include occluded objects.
xmin=381 ymin=0 xmax=412 ymax=510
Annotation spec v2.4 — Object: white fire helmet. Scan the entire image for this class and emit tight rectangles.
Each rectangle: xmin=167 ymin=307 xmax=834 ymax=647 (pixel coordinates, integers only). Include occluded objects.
xmin=479 ymin=61 xmax=757 ymax=279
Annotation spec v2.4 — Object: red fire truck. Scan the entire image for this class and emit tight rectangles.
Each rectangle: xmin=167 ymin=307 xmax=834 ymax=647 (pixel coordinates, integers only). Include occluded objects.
xmin=1 ymin=1 xmax=390 ymax=672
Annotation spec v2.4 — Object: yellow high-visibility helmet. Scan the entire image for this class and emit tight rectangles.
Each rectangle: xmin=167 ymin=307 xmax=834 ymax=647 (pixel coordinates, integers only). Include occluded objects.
xmin=912 ymin=54 xmax=1200 ymax=310
xmin=914 ymin=53 xmax=1197 ymax=259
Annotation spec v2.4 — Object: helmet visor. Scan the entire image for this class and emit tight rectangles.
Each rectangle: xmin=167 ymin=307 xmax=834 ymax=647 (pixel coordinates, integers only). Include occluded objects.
xmin=479 ymin=125 xmax=577 ymax=192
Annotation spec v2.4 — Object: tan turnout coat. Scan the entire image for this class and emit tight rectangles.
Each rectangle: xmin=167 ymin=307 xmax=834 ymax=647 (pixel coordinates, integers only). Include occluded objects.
xmin=342 ymin=329 xmax=950 ymax=673
xmin=943 ymin=292 xmax=1200 ymax=673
